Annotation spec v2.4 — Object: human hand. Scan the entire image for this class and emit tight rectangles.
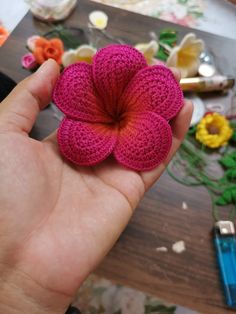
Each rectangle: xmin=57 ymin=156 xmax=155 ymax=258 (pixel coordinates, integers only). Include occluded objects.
xmin=0 ymin=59 xmax=192 ymax=314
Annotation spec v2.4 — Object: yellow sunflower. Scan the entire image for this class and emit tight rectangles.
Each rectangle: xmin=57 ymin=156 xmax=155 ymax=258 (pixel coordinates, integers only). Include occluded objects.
xmin=196 ymin=113 xmax=233 ymax=148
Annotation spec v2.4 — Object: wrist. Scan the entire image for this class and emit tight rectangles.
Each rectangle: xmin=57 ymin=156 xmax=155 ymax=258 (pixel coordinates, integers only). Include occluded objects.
xmin=0 ymin=268 xmax=71 ymax=314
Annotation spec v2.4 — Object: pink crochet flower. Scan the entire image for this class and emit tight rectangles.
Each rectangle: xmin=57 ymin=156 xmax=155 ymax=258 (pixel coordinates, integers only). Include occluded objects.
xmin=53 ymin=45 xmax=183 ymax=171
xmin=21 ymin=53 xmax=37 ymax=70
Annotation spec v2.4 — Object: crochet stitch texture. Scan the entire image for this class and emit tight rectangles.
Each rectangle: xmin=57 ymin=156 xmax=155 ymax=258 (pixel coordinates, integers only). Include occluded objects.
xmin=53 ymin=45 xmax=183 ymax=171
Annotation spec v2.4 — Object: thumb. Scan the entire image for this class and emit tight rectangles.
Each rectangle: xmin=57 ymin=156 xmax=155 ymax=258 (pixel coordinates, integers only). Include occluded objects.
xmin=0 ymin=59 xmax=60 ymax=134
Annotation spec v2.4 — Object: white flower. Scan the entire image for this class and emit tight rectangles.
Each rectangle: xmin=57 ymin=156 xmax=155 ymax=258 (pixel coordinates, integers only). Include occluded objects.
xmin=102 ymin=286 xmax=145 ymax=314
xmin=114 ymin=287 xmax=145 ymax=314
xmin=62 ymin=44 xmax=97 ymax=67
xmin=89 ymin=10 xmax=108 ymax=30
xmin=135 ymin=40 xmax=159 ymax=65
xmin=27 ymin=35 xmax=40 ymax=51
xmin=167 ymin=33 xmax=204 ymax=78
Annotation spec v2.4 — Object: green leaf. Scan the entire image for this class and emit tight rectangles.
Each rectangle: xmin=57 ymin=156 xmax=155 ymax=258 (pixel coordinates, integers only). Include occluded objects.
xmin=223 ymin=189 xmax=233 ymax=202
xmin=159 ymin=29 xmax=177 ymax=44
xmin=188 ymin=125 xmax=197 ymax=135
xmin=215 ymin=188 xmax=236 ymax=206
xmin=215 ymin=189 xmax=233 ymax=206
xmin=232 ymin=189 xmax=236 ymax=203
xmin=156 ymin=47 xmax=168 ymax=61
xmin=215 ymin=196 xmax=227 ymax=206
xmin=220 ymin=156 xmax=236 ymax=169
xmin=226 ymin=169 xmax=236 ymax=180
xmin=231 ymin=132 xmax=236 ymax=142
xmin=44 ymin=26 xmax=85 ymax=50
xmin=230 ymin=121 xmax=236 ymax=129
xmin=229 ymin=151 xmax=236 ymax=159
xmin=157 ymin=29 xmax=178 ymax=61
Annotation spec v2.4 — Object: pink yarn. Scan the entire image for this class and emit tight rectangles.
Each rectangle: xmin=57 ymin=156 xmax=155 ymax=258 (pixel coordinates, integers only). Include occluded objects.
xmin=53 ymin=44 xmax=183 ymax=171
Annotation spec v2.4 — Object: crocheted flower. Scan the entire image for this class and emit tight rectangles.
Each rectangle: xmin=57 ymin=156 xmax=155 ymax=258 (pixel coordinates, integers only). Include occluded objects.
xmin=0 ymin=26 xmax=9 ymax=46
xmin=167 ymin=33 xmax=204 ymax=78
xmin=89 ymin=11 xmax=108 ymax=30
xmin=53 ymin=45 xmax=183 ymax=171
xmin=33 ymin=37 xmax=64 ymax=65
xmin=27 ymin=35 xmax=41 ymax=51
xmin=135 ymin=40 xmax=159 ymax=65
xmin=21 ymin=53 xmax=37 ymax=70
xmin=62 ymin=45 xmax=97 ymax=67
xmin=196 ymin=113 xmax=233 ymax=148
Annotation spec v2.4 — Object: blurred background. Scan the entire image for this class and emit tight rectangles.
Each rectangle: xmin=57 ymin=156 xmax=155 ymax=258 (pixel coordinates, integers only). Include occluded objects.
xmin=1 ymin=0 xmax=236 ymax=44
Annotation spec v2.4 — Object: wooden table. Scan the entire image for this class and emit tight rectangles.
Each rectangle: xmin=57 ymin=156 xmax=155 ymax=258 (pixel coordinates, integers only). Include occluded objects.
xmin=0 ymin=1 xmax=236 ymax=313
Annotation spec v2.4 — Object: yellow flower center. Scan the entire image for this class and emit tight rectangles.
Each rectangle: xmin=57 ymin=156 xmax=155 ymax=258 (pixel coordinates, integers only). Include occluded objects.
xmin=207 ymin=124 xmax=220 ymax=135
xmin=78 ymin=56 xmax=93 ymax=64
xmin=95 ymin=18 xmax=107 ymax=29
xmin=177 ymin=47 xmax=197 ymax=68
xmin=196 ymin=113 xmax=233 ymax=148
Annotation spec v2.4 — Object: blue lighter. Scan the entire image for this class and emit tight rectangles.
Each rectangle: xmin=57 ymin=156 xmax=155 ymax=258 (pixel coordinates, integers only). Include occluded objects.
xmin=214 ymin=221 xmax=236 ymax=308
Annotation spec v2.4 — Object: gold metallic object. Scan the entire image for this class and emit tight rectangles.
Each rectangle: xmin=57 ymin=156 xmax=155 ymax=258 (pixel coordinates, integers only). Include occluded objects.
xmin=180 ymin=76 xmax=235 ymax=92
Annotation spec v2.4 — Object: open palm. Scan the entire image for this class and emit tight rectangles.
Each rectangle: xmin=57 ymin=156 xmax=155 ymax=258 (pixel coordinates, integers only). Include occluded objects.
xmin=0 ymin=60 xmax=192 ymax=313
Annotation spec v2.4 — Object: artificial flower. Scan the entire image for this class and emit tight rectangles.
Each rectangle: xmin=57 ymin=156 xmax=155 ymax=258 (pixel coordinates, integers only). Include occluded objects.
xmin=89 ymin=10 xmax=108 ymax=30
xmin=135 ymin=40 xmax=159 ymax=65
xmin=27 ymin=35 xmax=41 ymax=51
xmin=196 ymin=113 xmax=233 ymax=148
xmin=0 ymin=26 xmax=9 ymax=46
xmin=167 ymin=33 xmax=204 ymax=78
xmin=21 ymin=53 xmax=38 ymax=70
xmin=62 ymin=45 xmax=97 ymax=67
xmin=53 ymin=45 xmax=183 ymax=171
xmin=33 ymin=37 xmax=64 ymax=65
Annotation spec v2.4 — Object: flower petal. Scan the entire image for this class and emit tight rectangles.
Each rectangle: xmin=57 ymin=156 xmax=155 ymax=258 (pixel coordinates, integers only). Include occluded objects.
xmin=92 ymin=45 xmax=147 ymax=116
xmin=180 ymin=33 xmax=204 ymax=51
xmin=135 ymin=40 xmax=159 ymax=65
xmin=53 ymin=63 xmax=112 ymax=123
xmin=58 ymin=118 xmax=118 ymax=166
xmin=113 ymin=112 xmax=172 ymax=171
xmin=27 ymin=35 xmax=41 ymax=51
xmin=179 ymin=33 xmax=197 ymax=48
xmin=120 ymin=65 xmax=183 ymax=121
xmin=166 ymin=46 xmax=179 ymax=67
xmin=89 ymin=11 xmax=108 ymax=30
xmin=181 ymin=59 xmax=199 ymax=78
xmin=75 ymin=45 xmax=96 ymax=64
xmin=35 ymin=37 xmax=48 ymax=49
xmin=34 ymin=47 xmax=46 ymax=64
xmin=50 ymin=38 xmax=64 ymax=51
xmin=62 ymin=50 xmax=77 ymax=67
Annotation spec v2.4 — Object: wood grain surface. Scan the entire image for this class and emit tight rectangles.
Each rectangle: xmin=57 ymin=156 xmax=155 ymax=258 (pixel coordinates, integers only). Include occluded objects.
xmin=0 ymin=1 xmax=236 ymax=313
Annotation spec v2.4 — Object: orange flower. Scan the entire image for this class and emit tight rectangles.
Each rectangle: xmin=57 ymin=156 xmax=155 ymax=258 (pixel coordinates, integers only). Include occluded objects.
xmin=33 ymin=37 xmax=64 ymax=65
xmin=0 ymin=26 xmax=9 ymax=46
